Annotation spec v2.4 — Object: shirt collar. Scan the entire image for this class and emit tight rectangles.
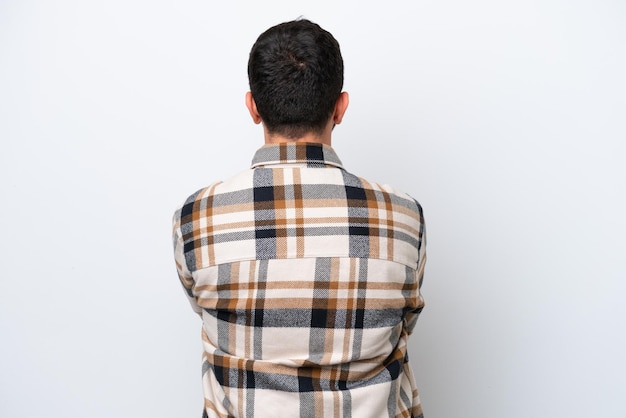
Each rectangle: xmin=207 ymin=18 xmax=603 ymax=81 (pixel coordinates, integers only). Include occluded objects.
xmin=251 ymin=142 xmax=344 ymax=169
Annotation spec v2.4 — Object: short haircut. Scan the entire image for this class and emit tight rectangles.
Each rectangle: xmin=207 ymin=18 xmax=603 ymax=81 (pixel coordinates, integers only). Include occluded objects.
xmin=248 ymin=19 xmax=344 ymax=139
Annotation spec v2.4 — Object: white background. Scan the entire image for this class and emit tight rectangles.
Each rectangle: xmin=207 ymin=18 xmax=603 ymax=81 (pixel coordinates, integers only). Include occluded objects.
xmin=1 ymin=1 xmax=625 ymax=417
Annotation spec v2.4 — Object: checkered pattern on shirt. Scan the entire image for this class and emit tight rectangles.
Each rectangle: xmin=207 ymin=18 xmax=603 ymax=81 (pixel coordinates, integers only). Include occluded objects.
xmin=173 ymin=142 xmax=426 ymax=418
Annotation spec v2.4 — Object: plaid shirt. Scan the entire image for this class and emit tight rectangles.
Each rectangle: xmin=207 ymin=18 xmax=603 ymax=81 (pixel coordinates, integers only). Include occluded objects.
xmin=172 ymin=142 xmax=426 ymax=418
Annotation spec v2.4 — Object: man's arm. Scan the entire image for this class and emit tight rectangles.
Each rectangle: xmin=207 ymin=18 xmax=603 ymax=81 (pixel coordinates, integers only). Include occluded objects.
xmin=405 ymin=213 xmax=427 ymax=335
xmin=172 ymin=211 xmax=202 ymax=315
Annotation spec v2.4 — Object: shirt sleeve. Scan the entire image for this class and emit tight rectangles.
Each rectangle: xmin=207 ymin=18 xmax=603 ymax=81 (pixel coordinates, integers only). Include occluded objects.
xmin=405 ymin=210 xmax=427 ymax=335
xmin=172 ymin=209 xmax=202 ymax=315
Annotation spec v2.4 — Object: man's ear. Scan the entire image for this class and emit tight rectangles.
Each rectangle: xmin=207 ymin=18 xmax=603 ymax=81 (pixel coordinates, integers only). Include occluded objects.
xmin=245 ymin=92 xmax=263 ymax=124
xmin=333 ymin=92 xmax=349 ymax=125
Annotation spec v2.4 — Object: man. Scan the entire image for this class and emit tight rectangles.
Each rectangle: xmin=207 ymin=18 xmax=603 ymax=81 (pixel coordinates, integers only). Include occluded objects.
xmin=172 ymin=19 xmax=426 ymax=418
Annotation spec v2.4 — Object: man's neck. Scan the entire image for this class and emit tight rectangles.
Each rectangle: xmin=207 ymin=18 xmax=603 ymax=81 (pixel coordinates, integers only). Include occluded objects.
xmin=262 ymin=123 xmax=333 ymax=146
xmin=264 ymin=135 xmax=331 ymax=146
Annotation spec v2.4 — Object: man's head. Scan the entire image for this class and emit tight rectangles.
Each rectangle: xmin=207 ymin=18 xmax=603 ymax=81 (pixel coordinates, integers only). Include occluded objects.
xmin=247 ymin=19 xmax=346 ymax=140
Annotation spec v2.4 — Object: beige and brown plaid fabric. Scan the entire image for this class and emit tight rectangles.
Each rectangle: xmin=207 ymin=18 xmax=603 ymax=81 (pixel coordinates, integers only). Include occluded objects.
xmin=173 ymin=142 xmax=426 ymax=418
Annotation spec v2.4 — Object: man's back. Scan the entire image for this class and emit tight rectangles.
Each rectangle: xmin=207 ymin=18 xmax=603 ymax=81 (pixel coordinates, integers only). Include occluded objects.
xmin=173 ymin=142 xmax=426 ymax=417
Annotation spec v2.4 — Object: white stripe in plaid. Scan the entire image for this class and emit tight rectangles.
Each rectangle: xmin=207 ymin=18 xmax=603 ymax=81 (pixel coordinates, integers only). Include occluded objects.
xmin=173 ymin=142 xmax=426 ymax=417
